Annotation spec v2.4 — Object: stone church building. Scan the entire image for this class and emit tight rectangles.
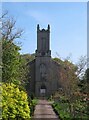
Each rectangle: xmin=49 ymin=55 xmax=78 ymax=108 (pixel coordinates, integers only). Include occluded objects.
xmin=27 ymin=25 xmax=62 ymax=97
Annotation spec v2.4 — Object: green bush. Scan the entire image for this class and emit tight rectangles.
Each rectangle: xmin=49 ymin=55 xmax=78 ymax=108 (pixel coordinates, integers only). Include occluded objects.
xmin=28 ymin=98 xmax=38 ymax=116
xmin=53 ymin=101 xmax=88 ymax=120
xmin=1 ymin=83 xmax=30 ymax=119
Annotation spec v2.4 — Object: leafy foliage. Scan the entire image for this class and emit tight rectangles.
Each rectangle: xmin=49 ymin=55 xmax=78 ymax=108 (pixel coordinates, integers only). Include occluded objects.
xmin=28 ymin=97 xmax=38 ymax=116
xmin=53 ymin=58 xmax=78 ymax=100
xmin=53 ymin=57 xmax=64 ymax=65
xmin=52 ymin=57 xmax=88 ymax=119
xmin=1 ymin=83 xmax=30 ymax=119
xmin=53 ymin=99 xmax=88 ymax=120
xmin=78 ymin=68 xmax=89 ymax=94
xmin=21 ymin=53 xmax=35 ymax=62
xmin=19 ymin=53 xmax=35 ymax=88
xmin=2 ymin=39 xmax=21 ymax=85
xmin=1 ymin=11 xmax=23 ymax=86
xmin=85 ymin=68 xmax=89 ymax=82
xmin=1 ymin=12 xmax=29 ymax=88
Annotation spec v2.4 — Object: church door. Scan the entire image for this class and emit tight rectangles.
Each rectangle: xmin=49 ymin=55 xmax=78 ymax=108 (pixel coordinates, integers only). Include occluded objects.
xmin=40 ymin=84 xmax=46 ymax=97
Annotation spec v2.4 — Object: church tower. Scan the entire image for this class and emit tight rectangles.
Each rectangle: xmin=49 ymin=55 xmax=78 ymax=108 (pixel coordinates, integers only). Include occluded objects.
xmin=35 ymin=24 xmax=51 ymax=97
xmin=35 ymin=24 xmax=51 ymax=57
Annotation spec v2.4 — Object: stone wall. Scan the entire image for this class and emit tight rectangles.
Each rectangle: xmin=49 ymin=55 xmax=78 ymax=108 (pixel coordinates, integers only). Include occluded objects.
xmin=27 ymin=58 xmax=63 ymax=97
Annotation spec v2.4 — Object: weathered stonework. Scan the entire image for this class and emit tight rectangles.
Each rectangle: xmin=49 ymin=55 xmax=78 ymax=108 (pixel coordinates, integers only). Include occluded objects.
xmin=27 ymin=25 xmax=61 ymax=97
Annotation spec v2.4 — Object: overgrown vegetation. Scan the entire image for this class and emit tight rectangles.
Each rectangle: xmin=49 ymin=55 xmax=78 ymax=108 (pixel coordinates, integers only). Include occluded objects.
xmin=53 ymin=100 xmax=88 ymax=120
xmin=1 ymin=11 xmax=37 ymax=119
xmin=1 ymin=83 xmax=30 ymax=119
xmin=2 ymin=40 xmax=21 ymax=85
xmin=28 ymin=98 xmax=38 ymax=116
xmin=51 ymin=57 xmax=88 ymax=120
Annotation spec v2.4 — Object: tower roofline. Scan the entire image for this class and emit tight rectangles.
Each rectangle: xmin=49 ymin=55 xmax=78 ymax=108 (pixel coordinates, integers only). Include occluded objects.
xmin=37 ymin=24 xmax=50 ymax=32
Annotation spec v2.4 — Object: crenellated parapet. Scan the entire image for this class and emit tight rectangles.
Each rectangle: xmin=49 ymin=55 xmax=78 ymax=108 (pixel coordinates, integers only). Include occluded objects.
xmin=37 ymin=24 xmax=50 ymax=32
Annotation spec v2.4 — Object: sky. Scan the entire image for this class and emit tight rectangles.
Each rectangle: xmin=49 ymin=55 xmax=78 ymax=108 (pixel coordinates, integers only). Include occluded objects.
xmin=2 ymin=2 xmax=87 ymax=64
xmin=2 ymin=0 xmax=89 ymax=2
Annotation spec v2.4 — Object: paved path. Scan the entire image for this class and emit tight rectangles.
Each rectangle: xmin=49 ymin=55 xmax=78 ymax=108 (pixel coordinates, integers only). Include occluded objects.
xmin=32 ymin=99 xmax=59 ymax=119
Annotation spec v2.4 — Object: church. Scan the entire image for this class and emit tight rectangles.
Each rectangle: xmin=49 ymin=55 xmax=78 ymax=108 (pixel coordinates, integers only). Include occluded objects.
xmin=27 ymin=25 xmax=62 ymax=97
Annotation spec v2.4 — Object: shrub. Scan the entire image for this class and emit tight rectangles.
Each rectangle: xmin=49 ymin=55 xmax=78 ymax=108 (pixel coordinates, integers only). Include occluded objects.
xmin=28 ymin=98 xmax=38 ymax=116
xmin=1 ymin=83 xmax=30 ymax=119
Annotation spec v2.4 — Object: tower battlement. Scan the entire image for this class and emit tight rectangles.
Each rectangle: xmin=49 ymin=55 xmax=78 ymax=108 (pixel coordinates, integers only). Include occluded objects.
xmin=37 ymin=24 xmax=50 ymax=32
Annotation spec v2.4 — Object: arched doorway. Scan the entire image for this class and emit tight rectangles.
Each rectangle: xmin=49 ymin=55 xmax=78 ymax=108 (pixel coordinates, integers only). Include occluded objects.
xmin=40 ymin=84 xmax=46 ymax=97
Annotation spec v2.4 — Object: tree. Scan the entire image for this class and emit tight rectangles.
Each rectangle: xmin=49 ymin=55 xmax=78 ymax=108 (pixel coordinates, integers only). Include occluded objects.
xmin=19 ymin=53 xmax=35 ymax=88
xmin=84 ymin=68 xmax=89 ymax=82
xmin=53 ymin=58 xmax=79 ymax=116
xmin=53 ymin=58 xmax=78 ymax=98
xmin=1 ymin=11 xmax=25 ymax=86
xmin=2 ymin=40 xmax=21 ymax=85
xmin=1 ymin=11 xmax=23 ymax=41
xmin=76 ymin=56 xmax=87 ymax=79
xmin=79 ymin=68 xmax=89 ymax=93
xmin=76 ymin=56 xmax=88 ymax=94
xmin=0 ymin=40 xmax=2 ymax=82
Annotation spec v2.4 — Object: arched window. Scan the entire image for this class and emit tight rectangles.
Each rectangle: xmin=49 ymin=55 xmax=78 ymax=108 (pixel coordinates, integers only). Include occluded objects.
xmin=40 ymin=64 xmax=46 ymax=74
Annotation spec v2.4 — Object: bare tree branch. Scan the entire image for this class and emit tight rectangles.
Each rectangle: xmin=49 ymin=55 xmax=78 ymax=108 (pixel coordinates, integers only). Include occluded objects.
xmin=0 ymin=10 xmax=8 ymax=20
xmin=1 ymin=11 xmax=23 ymax=42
